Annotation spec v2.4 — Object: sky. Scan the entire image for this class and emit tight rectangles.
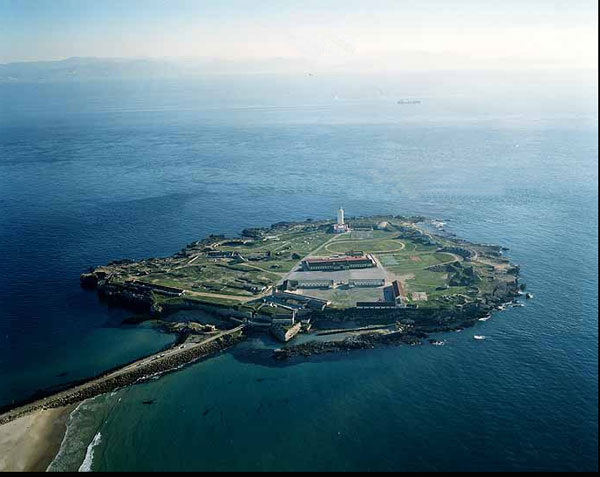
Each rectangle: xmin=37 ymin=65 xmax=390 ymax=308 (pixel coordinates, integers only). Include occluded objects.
xmin=0 ymin=0 xmax=597 ymax=70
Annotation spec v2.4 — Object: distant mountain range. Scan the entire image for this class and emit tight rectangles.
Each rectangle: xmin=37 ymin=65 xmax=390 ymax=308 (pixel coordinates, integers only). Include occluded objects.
xmin=0 ymin=57 xmax=313 ymax=83
xmin=1 ymin=55 xmax=593 ymax=85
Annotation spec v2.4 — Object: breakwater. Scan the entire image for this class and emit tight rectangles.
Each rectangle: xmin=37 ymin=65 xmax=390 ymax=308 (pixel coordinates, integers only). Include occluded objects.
xmin=0 ymin=326 xmax=245 ymax=425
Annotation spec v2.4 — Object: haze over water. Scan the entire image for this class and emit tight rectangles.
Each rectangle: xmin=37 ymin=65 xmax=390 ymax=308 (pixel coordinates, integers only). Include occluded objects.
xmin=0 ymin=71 xmax=597 ymax=471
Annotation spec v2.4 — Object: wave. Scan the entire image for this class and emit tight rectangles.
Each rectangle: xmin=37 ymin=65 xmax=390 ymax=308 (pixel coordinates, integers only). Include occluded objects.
xmin=46 ymin=403 xmax=80 ymax=471
xmin=46 ymin=394 xmax=114 ymax=472
xmin=78 ymin=431 xmax=102 ymax=472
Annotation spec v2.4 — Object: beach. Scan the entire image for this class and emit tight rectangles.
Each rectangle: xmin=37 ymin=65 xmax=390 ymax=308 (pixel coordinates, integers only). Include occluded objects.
xmin=0 ymin=405 xmax=74 ymax=472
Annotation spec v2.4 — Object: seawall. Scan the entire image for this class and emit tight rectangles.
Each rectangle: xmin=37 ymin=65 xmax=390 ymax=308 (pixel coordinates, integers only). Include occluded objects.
xmin=0 ymin=326 xmax=245 ymax=426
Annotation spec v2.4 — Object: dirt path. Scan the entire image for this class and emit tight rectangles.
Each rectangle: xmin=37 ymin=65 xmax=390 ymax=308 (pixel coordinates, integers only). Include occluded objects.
xmin=278 ymin=234 xmax=341 ymax=286
xmin=186 ymin=290 xmax=253 ymax=302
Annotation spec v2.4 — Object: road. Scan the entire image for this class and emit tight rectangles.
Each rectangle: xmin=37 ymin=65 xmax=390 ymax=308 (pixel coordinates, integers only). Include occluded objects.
xmin=277 ymin=233 xmax=343 ymax=286
xmin=186 ymin=290 xmax=254 ymax=302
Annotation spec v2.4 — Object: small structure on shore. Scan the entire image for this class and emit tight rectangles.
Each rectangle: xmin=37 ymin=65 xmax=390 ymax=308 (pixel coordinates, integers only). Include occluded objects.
xmin=271 ymin=322 xmax=302 ymax=342
xmin=333 ymin=207 xmax=350 ymax=233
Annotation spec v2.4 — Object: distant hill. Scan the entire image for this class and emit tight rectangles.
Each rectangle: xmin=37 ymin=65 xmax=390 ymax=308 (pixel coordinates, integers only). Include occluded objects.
xmin=0 ymin=57 xmax=313 ymax=83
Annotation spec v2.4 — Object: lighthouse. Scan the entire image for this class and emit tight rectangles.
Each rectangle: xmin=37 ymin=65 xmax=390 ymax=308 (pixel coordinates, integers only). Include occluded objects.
xmin=333 ymin=207 xmax=349 ymax=233
xmin=337 ymin=207 xmax=344 ymax=226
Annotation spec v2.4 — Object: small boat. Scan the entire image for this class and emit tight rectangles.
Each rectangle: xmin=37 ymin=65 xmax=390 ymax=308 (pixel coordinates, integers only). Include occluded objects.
xmin=474 ymin=335 xmax=486 ymax=340
xmin=428 ymin=339 xmax=446 ymax=346
xmin=525 ymin=293 xmax=534 ymax=299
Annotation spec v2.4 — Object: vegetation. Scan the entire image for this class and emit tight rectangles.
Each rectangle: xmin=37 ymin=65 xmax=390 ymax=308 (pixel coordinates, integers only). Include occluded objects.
xmin=88 ymin=215 xmax=517 ymax=313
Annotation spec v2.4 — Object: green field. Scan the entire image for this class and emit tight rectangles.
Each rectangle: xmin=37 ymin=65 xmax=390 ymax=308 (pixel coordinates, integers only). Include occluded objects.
xmin=139 ymin=230 xmax=335 ymax=298
xmin=153 ymin=293 xmax=242 ymax=307
xmin=381 ymin=251 xmax=456 ymax=274
xmin=99 ymin=217 xmax=506 ymax=310
xmin=325 ymin=238 xmax=404 ymax=254
xmin=219 ymin=231 xmax=331 ymax=256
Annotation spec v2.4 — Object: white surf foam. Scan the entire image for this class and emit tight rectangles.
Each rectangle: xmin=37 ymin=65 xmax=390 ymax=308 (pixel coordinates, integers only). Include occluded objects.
xmin=78 ymin=431 xmax=102 ymax=472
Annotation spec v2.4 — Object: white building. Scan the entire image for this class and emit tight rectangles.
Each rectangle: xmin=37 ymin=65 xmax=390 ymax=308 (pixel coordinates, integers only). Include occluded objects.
xmin=348 ymin=278 xmax=385 ymax=288
xmin=333 ymin=207 xmax=350 ymax=233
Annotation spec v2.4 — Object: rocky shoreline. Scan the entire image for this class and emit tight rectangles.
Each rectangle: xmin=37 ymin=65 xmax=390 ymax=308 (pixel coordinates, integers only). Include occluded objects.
xmin=274 ymin=328 xmax=427 ymax=359
xmin=272 ymin=292 xmax=524 ymax=360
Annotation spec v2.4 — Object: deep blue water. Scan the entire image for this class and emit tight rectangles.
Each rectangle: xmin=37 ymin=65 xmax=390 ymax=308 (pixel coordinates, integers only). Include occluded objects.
xmin=0 ymin=73 xmax=597 ymax=471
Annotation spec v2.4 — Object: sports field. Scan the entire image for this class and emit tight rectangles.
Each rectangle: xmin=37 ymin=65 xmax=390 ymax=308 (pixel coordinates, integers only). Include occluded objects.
xmin=325 ymin=238 xmax=405 ymax=254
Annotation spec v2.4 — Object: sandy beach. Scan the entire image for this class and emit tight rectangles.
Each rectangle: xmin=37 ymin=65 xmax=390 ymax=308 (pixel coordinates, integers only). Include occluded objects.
xmin=0 ymin=405 xmax=74 ymax=472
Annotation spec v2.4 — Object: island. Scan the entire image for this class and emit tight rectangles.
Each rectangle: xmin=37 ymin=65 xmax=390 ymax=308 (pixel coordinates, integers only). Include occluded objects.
xmin=1 ymin=211 xmax=527 ymax=426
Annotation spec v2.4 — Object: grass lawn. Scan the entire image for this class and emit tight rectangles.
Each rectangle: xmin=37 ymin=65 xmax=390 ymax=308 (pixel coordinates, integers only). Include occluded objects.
xmin=383 ymin=251 xmax=456 ymax=272
xmin=242 ymin=260 xmax=296 ymax=274
xmin=325 ymin=238 xmax=404 ymax=254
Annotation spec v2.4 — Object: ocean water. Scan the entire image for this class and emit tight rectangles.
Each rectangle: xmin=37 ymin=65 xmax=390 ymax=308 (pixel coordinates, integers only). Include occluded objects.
xmin=0 ymin=72 xmax=597 ymax=471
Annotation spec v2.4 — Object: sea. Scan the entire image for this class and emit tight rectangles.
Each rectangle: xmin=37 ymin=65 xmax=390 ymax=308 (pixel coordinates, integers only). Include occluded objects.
xmin=0 ymin=71 xmax=597 ymax=471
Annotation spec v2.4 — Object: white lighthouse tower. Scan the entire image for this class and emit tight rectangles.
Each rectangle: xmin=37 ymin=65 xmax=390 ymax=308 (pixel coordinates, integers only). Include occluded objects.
xmin=337 ymin=207 xmax=345 ymax=226
xmin=334 ymin=207 xmax=349 ymax=233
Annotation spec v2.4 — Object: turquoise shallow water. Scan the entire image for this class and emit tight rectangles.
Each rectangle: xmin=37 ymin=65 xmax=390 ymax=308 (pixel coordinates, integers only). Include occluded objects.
xmin=0 ymin=73 xmax=597 ymax=470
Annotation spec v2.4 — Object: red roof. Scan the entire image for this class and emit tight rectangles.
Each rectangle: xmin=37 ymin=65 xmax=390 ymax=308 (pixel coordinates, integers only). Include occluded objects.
xmin=305 ymin=255 xmax=371 ymax=263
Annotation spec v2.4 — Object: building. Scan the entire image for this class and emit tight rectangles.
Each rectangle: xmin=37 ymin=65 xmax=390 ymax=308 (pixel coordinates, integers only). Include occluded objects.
xmin=302 ymin=254 xmax=375 ymax=271
xmin=246 ymin=251 xmax=271 ymax=261
xmin=391 ymin=280 xmax=406 ymax=305
xmin=411 ymin=292 xmax=428 ymax=301
xmin=271 ymin=322 xmax=302 ymax=342
xmin=206 ymin=250 xmax=237 ymax=258
xmin=333 ymin=207 xmax=350 ymax=233
xmin=348 ymin=278 xmax=385 ymax=288
xmin=266 ymin=290 xmax=330 ymax=311
xmin=293 ymin=279 xmax=334 ymax=289
xmin=126 ymin=280 xmax=185 ymax=297
xmin=271 ymin=315 xmax=296 ymax=326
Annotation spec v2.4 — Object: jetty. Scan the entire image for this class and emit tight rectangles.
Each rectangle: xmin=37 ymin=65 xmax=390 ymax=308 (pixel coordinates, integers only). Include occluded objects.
xmin=0 ymin=325 xmax=246 ymax=425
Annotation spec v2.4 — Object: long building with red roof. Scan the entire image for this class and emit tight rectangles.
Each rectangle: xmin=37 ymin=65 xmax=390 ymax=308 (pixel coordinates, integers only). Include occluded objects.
xmin=301 ymin=254 xmax=375 ymax=271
